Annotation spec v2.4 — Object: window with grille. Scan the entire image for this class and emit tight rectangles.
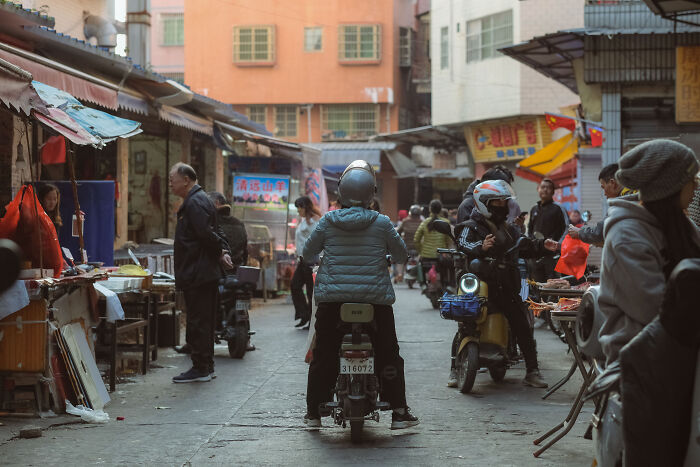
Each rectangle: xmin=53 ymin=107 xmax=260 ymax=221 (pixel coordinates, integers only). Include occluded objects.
xmin=247 ymin=105 xmax=267 ymax=126
xmin=399 ymin=27 xmax=412 ymax=67
xmin=304 ymin=27 xmax=323 ymax=52
xmin=161 ymin=13 xmax=184 ymax=46
xmin=466 ymin=10 xmax=512 ymax=63
xmin=339 ymin=25 xmax=381 ymax=62
xmin=233 ymin=25 xmax=275 ymax=64
xmin=321 ymin=104 xmax=379 ymax=140
xmin=440 ymin=26 xmax=448 ymax=69
xmin=274 ymin=105 xmax=297 ymax=137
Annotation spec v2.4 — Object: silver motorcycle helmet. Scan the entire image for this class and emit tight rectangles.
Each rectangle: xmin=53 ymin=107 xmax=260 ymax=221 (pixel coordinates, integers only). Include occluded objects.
xmin=338 ymin=160 xmax=377 ymax=208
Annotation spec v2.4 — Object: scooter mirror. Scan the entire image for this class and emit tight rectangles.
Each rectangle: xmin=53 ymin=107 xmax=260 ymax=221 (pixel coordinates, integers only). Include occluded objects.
xmin=582 ymin=210 xmax=592 ymax=223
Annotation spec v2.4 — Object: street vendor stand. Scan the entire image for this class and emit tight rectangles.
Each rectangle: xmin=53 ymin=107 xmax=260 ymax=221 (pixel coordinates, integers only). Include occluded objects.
xmin=528 ymin=286 xmax=598 ymax=458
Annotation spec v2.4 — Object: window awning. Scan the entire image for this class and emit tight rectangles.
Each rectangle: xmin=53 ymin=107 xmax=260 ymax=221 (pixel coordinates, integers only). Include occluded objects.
xmin=159 ymin=105 xmax=213 ymax=136
xmin=516 ymin=133 xmax=578 ymax=180
xmin=498 ymin=30 xmax=585 ymax=94
xmin=410 ymin=167 xmax=473 ymax=180
xmin=308 ymin=142 xmax=396 ymax=174
xmin=385 ymin=150 xmax=417 ymax=178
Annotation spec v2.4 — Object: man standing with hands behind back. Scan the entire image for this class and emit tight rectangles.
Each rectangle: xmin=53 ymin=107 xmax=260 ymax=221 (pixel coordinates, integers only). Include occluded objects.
xmin=169 ymin=163 xmax=232 ymax=383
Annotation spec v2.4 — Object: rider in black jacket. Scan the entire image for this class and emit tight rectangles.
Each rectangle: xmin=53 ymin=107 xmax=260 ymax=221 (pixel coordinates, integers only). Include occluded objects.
xmin=449 ymin=180 xmax=556 ymax=389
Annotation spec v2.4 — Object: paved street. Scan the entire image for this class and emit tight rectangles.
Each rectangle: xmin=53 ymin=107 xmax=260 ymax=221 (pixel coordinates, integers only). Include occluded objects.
xmin=1 ymin=285 xmax=593 ymax=466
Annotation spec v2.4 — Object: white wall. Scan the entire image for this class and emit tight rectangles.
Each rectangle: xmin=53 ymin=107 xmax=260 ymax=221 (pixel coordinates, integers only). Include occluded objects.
xmin=25 ymin=0 xmax=112 ymax=40
xmin=431 ymin=0 xmax=582 ymax=126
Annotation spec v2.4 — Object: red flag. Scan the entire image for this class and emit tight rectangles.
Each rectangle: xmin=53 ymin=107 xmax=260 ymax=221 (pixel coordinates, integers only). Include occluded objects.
xmin=40 ymin=135 xmax=66 ymax=165
xmin=545 ymin=113 xmax=576 ymax=132
xmin=588 ymin=126 xmax=604 ymax=147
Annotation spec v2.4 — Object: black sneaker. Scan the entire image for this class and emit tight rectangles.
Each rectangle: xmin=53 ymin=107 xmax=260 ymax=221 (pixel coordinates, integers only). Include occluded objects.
xmin=209 ymin=368 xmax=217 ymax=379
xmin=172 ymin=367 xmax=212 ymax=383
xmin=391 ymin=407 xmax=420 ymax=430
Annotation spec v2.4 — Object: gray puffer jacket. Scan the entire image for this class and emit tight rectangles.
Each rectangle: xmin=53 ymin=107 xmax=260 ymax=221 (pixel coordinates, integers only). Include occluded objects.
xmin=302 ymin=207 xmax=408 ymax=305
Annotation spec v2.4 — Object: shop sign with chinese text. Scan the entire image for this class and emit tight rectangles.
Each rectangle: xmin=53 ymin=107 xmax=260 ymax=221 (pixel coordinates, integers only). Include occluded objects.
xmin=465 ymin=117 xmax=552 ymax=163
xmin=676 ymin=46 xmax=700 ymax=123
xmin=233 ymin=174 xmax=290 ymax=211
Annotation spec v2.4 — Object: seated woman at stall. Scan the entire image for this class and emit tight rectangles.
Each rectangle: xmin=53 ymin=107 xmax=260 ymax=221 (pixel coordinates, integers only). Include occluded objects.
xmin=38 ymin=184 xmax=63 ymax=234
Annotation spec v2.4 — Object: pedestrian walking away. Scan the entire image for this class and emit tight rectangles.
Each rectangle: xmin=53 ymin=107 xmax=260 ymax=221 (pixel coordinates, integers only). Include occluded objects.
xmin=291 ymin=196 xmax=321 ymax=329
xmin=302 ymin=159 xmax=419 ymax=430
xmin=170 ymin=162 xmax=233 ymax=383
xmin=414 ymin=200 xmax=452 ymax=290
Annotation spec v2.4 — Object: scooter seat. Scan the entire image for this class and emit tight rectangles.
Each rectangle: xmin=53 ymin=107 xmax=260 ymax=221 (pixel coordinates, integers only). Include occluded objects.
xmin=223 ymin=276 xmax=241 ymax=289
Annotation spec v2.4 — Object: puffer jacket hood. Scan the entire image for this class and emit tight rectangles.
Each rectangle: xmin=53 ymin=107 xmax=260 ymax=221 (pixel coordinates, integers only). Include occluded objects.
xmin=326 ymin=207 xmax=380 ymax=231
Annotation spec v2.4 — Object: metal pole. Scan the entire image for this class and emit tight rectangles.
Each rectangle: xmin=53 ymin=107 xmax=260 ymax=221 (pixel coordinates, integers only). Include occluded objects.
xmin=66 ymin=141 xmax=86 ymax=263
xmin=24 ymin=119 xmax=44 ymax=276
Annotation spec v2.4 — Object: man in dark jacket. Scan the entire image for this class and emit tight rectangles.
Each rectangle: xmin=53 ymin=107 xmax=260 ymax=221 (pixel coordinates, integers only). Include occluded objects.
xmin=170 ymin=163 xmax=231 ymax=383
xmin=454 ymin=180 xmax=557 ymax=389
xmin=527 ymin=178 xmax=568 ymax=282
xmin=568 ymin=163 xmax=630 ymax=246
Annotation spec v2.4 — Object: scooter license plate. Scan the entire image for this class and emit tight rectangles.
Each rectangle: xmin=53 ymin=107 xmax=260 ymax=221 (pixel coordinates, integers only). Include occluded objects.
xmin=340 ymin=357 xmax=374 ymax=375
xmin=235 ymin=300 xmax=250 ymax=311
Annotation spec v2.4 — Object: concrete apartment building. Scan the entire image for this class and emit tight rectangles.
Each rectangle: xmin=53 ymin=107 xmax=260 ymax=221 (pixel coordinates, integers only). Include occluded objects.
xmin=431 ymin=0 xmax=583 ymax=209
xmin=183 ymin=0 xmax=423 ymax=143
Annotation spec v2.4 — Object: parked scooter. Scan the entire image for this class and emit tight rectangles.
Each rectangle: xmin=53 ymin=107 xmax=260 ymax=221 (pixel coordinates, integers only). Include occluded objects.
xmin=319 ymin=303 xmax=390 ymax=443
xmin=433 ymin=220 xmax=525 ymax=393
xmin=216 ymin=266 xmax=260 ymax=358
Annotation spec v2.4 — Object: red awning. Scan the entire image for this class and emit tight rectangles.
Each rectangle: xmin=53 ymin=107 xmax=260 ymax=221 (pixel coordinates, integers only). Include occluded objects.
xmin=0 ymin=48 xmax=118 ymax=110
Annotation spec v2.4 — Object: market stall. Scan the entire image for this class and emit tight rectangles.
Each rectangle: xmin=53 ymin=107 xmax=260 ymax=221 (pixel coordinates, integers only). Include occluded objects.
xmin=214 ymin=122 xmax=325 ymax=294
xmin=0 ymin=59 xmax=148 ymax=416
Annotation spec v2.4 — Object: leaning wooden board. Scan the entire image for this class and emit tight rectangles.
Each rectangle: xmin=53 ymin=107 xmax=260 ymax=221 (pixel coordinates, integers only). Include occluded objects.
xmin=54 ymin=329 xmax=90 ymax=409
xmin=60 ymin=322 xmax=110 ymax=410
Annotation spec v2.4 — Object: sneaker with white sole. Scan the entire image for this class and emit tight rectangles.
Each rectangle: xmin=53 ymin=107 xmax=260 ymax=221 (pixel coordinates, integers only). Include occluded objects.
xmin=447 ymin=369 xmax=458 ymax=388
xmin=172 ymin=367 xmax=212 ymax=383
xmin=304 ymin=413 xmax=321 ymax=429
xmin=523 ymin=369 xmax=548 ymax=388
xmin=391 ymin=407 xmax=420 ymax=430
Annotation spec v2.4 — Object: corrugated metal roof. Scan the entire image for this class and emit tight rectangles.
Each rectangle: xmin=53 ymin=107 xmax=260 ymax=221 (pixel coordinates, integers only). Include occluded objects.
xmin=371 ymin=125 xmax=466 ymax=149
xmin=0 ymin=2 xmax=54 ymax=28
xmin=643 ymin=0 xmax=700 ymax=15
xmin=307 ymin=142 xmax=396 ymax=150
xmin=586 ymin=1 xmax=700 ymax=30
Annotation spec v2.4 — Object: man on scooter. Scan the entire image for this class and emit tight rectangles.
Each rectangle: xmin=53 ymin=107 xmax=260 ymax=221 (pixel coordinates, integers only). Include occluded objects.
xmin=449 ymin=180 xmax=557 ymax=389
xmin=302 ymin=160 xmax=420 ymax=430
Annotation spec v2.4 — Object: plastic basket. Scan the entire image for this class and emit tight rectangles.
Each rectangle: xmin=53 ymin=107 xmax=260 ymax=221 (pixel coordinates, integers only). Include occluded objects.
xmin=438 ymin=293 xmax=481 ymax=321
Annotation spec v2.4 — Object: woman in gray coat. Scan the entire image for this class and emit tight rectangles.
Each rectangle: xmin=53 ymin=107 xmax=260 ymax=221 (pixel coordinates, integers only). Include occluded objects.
xmin=598 ymin=139 xmax=700 ymax=365
xmin=302 ymin=160 xmax=419 ymax=431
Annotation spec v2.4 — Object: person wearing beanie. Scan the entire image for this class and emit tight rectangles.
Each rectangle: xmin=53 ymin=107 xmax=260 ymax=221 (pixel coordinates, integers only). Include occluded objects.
xmin=598 ymin=139 xmax=700 ymax=365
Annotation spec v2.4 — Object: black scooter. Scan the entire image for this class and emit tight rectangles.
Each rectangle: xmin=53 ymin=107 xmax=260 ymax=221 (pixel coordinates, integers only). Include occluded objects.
xmin=216 ymin=266 xmax=260 ymax=358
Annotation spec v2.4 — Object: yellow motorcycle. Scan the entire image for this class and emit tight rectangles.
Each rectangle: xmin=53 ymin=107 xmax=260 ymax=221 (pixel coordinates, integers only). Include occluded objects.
xmin=434 ymin=221 xmax=520 ymax=394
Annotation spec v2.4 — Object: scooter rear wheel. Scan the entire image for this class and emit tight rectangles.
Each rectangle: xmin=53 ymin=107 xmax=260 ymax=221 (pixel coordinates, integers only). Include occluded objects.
xmin=407 ymin=279 xmax=415 ymax=289
xmin=488 ymin=365 xmax=506 ymax=383
xmin=227 ymin=324 xmax=247 ymax=359
xmin=458 ymin=342 xmax=479 ymax=394
xmin=350 ymin=419 xmax=364 ymax=443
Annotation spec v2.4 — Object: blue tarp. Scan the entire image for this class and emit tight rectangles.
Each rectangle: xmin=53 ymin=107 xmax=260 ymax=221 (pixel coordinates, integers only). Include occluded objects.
xmin=50 ymin=181 xmax=116 ymax=266
xmin=32 ymin=80 xmax=142 ymax=144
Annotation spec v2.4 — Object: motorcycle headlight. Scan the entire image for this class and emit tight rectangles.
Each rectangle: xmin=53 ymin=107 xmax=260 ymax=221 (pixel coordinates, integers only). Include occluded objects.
xmin=459 ymin=274 xmax=479 ymax=295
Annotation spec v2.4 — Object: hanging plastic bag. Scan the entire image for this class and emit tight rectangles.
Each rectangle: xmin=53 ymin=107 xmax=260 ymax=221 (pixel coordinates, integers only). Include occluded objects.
xmin=555 ymin=235 xmax=590 ymax=279
xmin=427 ymin=264 xmax=438 ymax=284
xmin=0 ymin=185 xmax=63 ymax=277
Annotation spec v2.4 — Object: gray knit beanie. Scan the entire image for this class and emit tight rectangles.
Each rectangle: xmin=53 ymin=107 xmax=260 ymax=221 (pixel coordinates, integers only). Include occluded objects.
xmin=616 ymin=139 xmax=699 ymax=202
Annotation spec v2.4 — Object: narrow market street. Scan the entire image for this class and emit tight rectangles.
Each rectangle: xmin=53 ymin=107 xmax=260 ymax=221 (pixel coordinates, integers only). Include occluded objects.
xmin=1 ymin=284 xmax=591 ymax=466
